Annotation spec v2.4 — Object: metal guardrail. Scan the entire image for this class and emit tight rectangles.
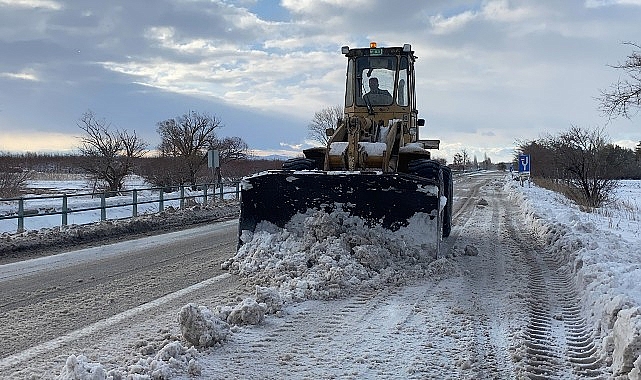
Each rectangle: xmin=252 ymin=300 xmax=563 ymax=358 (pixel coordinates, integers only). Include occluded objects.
xmin=0 ymin=182 xmax=241 ymax=233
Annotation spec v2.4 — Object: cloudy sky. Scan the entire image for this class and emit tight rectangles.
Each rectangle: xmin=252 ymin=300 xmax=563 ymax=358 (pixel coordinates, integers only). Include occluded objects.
xmin=0 ymin=0 xmax=640 ymax=163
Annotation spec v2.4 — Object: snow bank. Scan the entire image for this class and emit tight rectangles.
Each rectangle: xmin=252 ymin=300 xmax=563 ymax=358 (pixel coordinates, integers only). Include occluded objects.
xmin=506 ymin=178 xmax=641 ymax=377
xmin=224 ymin=208 xmax=440 ymax=303
xmin=255 ymin=285 xmax=284 ymax=314
xmin=612 ymin=307 xmax=641 ymax=377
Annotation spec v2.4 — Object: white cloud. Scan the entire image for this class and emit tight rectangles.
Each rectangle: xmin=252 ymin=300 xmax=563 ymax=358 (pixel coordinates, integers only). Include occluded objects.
xmin=481 ymin=0 xmax=534 ymax=22
xmin=430 ymin=11 xmax=476 ymax=35
xmin=0 ymin=70 xmax=39 ymax=81
xmin=0 ymin=0 xmax=61 ymax=10
xmin=281 ymin=0 xmax=367 ymax=14
xmin=1 ymin=1 xmax=640 ymax=159
xmin=249 ymin=148 xmax=299 ymax=158
xmin=585 ymin=0 xmax=641 ymax=7
xmin=429 ymin=0 xmax=538 ymax=35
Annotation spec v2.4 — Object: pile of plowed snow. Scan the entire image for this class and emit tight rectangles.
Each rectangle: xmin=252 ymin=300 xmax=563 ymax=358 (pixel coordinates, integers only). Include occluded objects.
xmin=223 ymin=209 xmax=447 ymax=302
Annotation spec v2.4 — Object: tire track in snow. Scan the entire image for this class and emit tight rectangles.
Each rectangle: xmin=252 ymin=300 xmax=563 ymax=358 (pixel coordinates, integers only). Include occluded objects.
xmin=445 ymin=176 xmax=527 ymax=379
xmin=503 ymin=199 xmax=605 ymax=379
xmin=466 ymin=182 xmax=510 ymax=378
xmin=207 ymin=280 xmax=493 ymax=379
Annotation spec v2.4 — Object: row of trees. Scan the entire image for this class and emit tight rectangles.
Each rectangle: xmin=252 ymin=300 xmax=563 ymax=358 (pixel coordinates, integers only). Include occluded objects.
xmin=518 ymin=126 xmax=641 ymax=207
xmin=77 ymin=110 xmax=249 ymax=193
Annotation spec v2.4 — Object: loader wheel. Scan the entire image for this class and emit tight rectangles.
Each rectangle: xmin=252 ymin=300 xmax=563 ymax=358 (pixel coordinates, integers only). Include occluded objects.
xmin=408 ymin=159 xmax=441 ymax=179
xmin=409 ymin=159 xmax=450 ymax=238
xmin=441 ymin=166 xmax=453 ymax=238
xmin=282 ymin=158 xmax=317 ymax=170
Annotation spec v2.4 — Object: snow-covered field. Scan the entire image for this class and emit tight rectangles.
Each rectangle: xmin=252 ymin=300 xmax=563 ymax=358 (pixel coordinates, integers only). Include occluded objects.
xmin=2 ymin=173 xmax=641 ymax=379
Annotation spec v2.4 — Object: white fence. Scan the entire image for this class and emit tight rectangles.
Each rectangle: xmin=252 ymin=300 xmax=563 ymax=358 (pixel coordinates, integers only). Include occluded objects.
xmin=0 ymin=183 xmax=240 ymax=234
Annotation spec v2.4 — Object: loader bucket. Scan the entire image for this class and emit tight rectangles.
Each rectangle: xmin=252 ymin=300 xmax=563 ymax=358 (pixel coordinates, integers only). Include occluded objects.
xmin=238 ymin=170 xmax=442 ymax=248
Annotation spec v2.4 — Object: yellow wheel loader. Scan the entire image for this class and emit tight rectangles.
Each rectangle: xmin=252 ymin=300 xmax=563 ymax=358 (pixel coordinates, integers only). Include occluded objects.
xmin=239 ymin=43 xmax=453 ymax=253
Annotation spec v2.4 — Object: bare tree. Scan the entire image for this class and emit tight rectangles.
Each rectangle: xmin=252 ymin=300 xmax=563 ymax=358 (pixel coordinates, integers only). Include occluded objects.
xmin=482 ymin=152 xmax=492 ymax=170
xmin=0 ymin=163 xmax=31 ymax=198
xmin=212 ymin=136 xmax=249 ymax=164
xmin=460 ymin=149 xmax=470 ymax=171
xmin=599 ymin=42 xmax=641 ymax=119
xmin=209 ymin=136 xmax=249 ymax=185
xmin=308 ymin=105 xmax=343 ymax=145
xmin=452 ymin=152 xmax=464 ymax=171
xmin=156 ymin=111 xmax=222 ymax=186
xmin=544 ymin=126 xmax=618 ymax=207
xmin=77 ymin=110 xmax=147 ymax=193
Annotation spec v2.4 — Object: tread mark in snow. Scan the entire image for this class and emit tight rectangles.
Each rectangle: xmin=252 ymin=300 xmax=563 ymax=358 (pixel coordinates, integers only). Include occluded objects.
xmin=505 ymin=210 xmax=605 ymax=379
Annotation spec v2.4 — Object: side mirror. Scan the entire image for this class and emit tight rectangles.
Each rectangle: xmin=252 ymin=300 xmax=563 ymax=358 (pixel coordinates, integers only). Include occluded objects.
xmin=417 ymin=119 xmax=425 ymax=127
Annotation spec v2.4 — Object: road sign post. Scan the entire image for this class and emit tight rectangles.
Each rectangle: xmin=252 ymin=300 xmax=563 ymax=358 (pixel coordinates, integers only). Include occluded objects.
xmin=518 ymin=154 xmax=531 ymax=187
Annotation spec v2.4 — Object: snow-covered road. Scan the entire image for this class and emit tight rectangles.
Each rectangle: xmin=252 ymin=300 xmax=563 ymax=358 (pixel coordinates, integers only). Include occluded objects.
xmin=177 ymin=173 xmax=603 ymax=379
xmin=3 ymin=171 xmax=637 ymax=379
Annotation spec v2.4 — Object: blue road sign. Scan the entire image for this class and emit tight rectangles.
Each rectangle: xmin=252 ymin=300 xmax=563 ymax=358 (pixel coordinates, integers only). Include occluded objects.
xmin=518 ymin=154 xmax=531 ymax=173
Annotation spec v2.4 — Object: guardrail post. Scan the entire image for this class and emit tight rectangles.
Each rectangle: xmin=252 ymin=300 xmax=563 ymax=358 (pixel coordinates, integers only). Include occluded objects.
xmin=132 ymin=189 xmax=138 ymax=217
xmin=101 ymin=192 xmax=106 ymax=221
xmin=62 ymin=194 xmax=68 ymax=226
xmin=18 ymin=197 xmax=24 ymax=233
xmin=159 ymin=189 xmax=164 ymax=212
xmin=180 ymin=186 xmax=185 ymax=209
xmin=203 ymin=185 xmax=208 ymax=205
xmin=219 ymin=183 xmax=223 ymax=200
xmin=236 ymin=182 xmax=240 ymax=199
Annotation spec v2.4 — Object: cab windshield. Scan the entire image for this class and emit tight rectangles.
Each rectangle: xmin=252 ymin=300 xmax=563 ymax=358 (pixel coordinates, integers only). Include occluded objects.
xmin=346 ymin=55 xmax=409 ymax=107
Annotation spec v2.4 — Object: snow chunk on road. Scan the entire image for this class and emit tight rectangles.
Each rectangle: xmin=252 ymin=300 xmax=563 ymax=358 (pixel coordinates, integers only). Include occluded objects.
xmin=226 ymin=298 xmax=266 ymax=326
xmin=57 ymin=354 xmax=106 ymax=380
xmin=612 ymin=307 xmax=641 ymax=377
xmin=178 ymin=303 xmax=230 ymax=348
xmin=255 ymin=285 xmax=284 ymax=314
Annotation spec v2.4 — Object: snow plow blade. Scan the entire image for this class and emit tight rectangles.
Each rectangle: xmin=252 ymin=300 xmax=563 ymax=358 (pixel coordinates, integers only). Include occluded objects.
xmin=239 ymin=170 xmax=442 ymax=245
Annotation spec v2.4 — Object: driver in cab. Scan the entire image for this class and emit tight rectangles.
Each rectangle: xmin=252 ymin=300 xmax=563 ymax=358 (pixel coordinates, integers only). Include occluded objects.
xmin=363 ymin=77 xmax=392 ymax=105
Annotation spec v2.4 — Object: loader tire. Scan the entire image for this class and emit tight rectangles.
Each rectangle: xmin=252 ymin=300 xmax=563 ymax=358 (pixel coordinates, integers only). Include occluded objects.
xmin=409 ymin=159 xmax=450 ymax=238
xmin=408 ymin=159 xmax=441 ymax=179
xmin=283 ymin=158 xmax=317 ymax=170
xmin=442 ymin=166 xmax=453 ymax=238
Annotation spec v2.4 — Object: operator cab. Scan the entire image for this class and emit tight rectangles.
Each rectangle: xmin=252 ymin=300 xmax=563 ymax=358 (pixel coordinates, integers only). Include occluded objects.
xmin=343 ymin=42 xmax=415 ymax=111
